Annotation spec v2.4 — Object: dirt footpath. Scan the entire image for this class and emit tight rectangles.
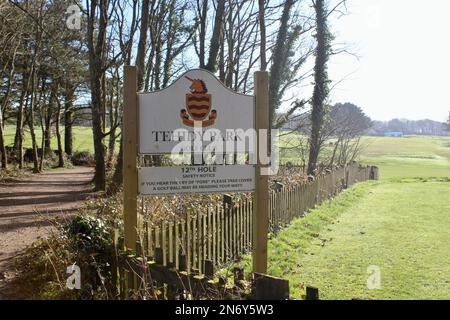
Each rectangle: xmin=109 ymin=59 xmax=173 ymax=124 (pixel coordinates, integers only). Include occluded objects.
xmin=0 ymin=167 xmax=94 ymax=298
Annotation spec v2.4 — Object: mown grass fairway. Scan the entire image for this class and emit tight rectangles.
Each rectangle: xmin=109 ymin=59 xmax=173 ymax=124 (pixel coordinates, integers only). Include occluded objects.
xmin=263 ymin=134 xmax=450 ymax=299
xmin=280 ymin=134 xmax=450 ymax=179
xmin=262 ymin=180 xmax=450 ymax=300
xmin=359 ymin=136 xmax=450 ymax=179
xmin=4 ymin=125 xmax=100 ymax=154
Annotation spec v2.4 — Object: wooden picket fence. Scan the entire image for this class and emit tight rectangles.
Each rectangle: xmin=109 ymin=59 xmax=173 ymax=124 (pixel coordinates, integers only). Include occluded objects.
xmin=135 ymin=163 xmax=378 ymax=276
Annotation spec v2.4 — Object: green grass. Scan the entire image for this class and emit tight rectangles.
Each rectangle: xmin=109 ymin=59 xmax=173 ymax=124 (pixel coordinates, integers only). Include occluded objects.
xmin=280 ymin=133 xmax=450 ymax=179
xmin=4 ymin=125 xmax=96 ymax=153
xmin=359 ymin=136 xmax=450 ymax=179
xmin=253 ymin=134 xmax=450 ymax=299
xmin=246 ymin=180 xmax=450 ymax=300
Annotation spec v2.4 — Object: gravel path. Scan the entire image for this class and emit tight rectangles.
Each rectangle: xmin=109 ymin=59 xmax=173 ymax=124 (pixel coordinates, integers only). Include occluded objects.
xmin=0 ymin=166 xmax=94 ymax=299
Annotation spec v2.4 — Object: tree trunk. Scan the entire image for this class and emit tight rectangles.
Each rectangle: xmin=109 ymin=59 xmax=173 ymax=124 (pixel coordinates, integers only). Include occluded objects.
xmin=1 ymin=43 xmax=20 ymax=169
xmin=87 ymin=0 xmax=108 ymax=191
xmin=28 ymin=71 xmax=40 ymax=173
xmin=91 ymin=79 xmax=106 ymax=191
xmin=198 ymin=0 xmax=208 ymax=68
xmin=328 ymin=137 xmax=341 ymax=168
xmin=44 ymin=102 xmax=53 ymax=156
xmin=110 ymin=74 xmax=123 ymax=189
xmin=269 ymin=0 xmax=294 ymax=127
xmin=136 ymin=0 xmax=150 ymax=90
xmin=14 ymin=70 xmax=30 ymax=169
xmin=107 ymin=126 xmax=116 ymax=168
xmin=112 ymin=0 xmax=149 ymax=191
xmin=39 ymin=103 xmax=46 ymax=172
xmin=0 ymin=49 xmax=19 ymax=169
xmin=0 ymin=95 xmax=8 ymax=170
xmin=55 ymin=93 xmax=64 ymax=168
xmin=258 ymin=0 xmax=267 ymax=71
xmin=107 ymin=73 xmax=118 ymax=168
xmin=111 ymin=136 xmax=123 ymax=189
xmin=219 ymin=34 xmax=225 ymax=82
xmin=226 ymin=2 xmax=234 ymax=87
xmin=0 ymin=114 xmax=6 ymax=169
xmin=64 ymin=87 xmax=74 ymax=156
xmin=205 ymin=0 xmax=226 ymax=73
xmin=307 ymin=0 xmax=330 ymax=175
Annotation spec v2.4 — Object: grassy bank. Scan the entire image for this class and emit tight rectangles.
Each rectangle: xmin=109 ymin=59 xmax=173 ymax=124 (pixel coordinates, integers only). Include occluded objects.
xmin=243 ymin=135 xmax=450 ymax=299
xmin=251 ymin=179 xmax=450 ymax=300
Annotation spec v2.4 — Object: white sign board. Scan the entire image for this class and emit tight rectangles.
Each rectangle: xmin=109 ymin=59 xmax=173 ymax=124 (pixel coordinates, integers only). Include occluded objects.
xmin=139 ymin=69 xmax=254 ymax=154
xmin=139 ymin=165 xmax=255 ymax=196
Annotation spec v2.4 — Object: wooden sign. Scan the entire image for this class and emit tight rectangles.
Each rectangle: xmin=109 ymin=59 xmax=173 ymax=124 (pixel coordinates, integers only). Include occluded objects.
xmin=139 ymin=165 xmax=255 ymax=196
xmin=123 ymin=67 xmax=269 ymax=275
xmin=139 ymin=69 xmax=255 ymax=154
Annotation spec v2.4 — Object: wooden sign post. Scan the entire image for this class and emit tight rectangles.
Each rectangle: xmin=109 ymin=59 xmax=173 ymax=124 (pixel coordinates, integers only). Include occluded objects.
xmin=123 ymin=66 xmax=138 ymax=251
xmin=253 ymin=71 xmax=270 ymax=274
xmin=122 ymin=67 xmax=270 ymax=274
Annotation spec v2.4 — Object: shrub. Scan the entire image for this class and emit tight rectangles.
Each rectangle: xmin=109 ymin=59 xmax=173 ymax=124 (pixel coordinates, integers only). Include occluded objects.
xmin=12 ymin=218 xmax=116 ymax=300
xmin=66 ymin=215 xmax=112 ymax=255
xmin=10 ymin=209 xmax=119 ymax=299
xmin=64 ymin=214 xmax=117 ymax=299
xmin=71 ymin=151 xmax=95 ymax=166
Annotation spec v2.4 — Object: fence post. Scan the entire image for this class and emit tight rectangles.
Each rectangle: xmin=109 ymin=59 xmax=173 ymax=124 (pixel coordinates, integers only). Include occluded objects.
xmin=370 ymin=166 xmax=379 ymax=180
xmin=223 ymin=194 xmax=233 ymax=209
xmin=306 ymin=286 xmax=320 ymax=300
xmin=253 ymin=71 xmax=270 ymax=274
xmin=123 ymin=66 xmax=138 ymax=251
xmin=251 ymin=273 xmax=290 ymax=300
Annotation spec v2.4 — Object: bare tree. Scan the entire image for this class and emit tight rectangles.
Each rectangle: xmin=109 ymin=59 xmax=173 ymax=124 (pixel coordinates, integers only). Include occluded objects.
xmin=0 ymin=6 xmax=22 ymax=169
xmin=84 ymin=0 xmax=139 ymax=191
xmin=258 ymin=0 xmax=267 ymax=71
xmin=136 ymin=0 xmax=150 ymax=90
xmin=205 ymin=0 xmax=226 ymax=72
xmin=325 ymin=103 xmax=372 ymax=167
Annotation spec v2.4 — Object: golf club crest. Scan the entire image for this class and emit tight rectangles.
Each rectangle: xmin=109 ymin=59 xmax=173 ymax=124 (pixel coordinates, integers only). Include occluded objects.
xmin=180 ymin=76 xmax=217 ymax=127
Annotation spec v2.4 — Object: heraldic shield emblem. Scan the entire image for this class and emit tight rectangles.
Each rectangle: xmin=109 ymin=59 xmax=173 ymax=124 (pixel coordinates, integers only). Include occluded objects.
xmin=180 ymin=77 xmax=217 ymax=127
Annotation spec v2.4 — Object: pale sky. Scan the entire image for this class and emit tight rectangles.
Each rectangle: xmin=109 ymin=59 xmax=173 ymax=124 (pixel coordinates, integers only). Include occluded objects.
xmin=328 ymin=0 xmax=450 ymax=122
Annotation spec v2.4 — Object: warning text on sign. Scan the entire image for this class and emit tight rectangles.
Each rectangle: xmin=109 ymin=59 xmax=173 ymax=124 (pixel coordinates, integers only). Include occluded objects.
xmin=138 ymin=165 xmax=256 ymax=196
